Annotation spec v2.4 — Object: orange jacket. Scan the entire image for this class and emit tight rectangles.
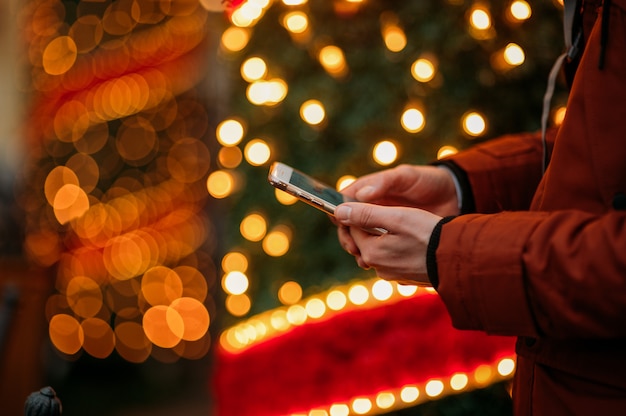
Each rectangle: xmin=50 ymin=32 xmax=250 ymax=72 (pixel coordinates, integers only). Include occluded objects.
xmin=435 ymin=1 xmax=626 ymax=414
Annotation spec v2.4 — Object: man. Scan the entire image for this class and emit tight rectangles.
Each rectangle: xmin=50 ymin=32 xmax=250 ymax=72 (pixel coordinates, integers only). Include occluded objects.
xmin=334 ymin=0 xmax=626 ymax=414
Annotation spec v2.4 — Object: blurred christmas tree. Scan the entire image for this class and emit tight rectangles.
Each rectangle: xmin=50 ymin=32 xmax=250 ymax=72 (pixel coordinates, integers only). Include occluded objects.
xmin=213 ymin=0 xmax=564 ymax=322
xmin=211 ymin=1 xmax=565 ymax=414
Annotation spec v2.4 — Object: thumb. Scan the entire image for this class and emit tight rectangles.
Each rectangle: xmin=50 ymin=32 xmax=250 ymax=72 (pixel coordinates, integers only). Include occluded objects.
xmin=335 ymin=203 xmax=387 ymax=229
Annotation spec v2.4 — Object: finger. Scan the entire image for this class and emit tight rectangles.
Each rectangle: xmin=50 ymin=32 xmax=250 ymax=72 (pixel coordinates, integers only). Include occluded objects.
xmin=355 ymin=256 xmax=370 ymax=270
xmin=337 ymin=225 xmax=360 ymax=255
xmin=335 ymin=203 xmax=391 ymax=232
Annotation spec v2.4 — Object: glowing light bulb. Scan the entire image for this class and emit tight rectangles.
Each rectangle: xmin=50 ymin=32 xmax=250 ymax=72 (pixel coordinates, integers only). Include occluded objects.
xmin=222 ymin=251 xmax=249 ymax=273
xmin=411 ymin=58 xmax=436 ymax=82
xmin=244 ymin=138 xmax=271 ymax=166
xmin=504 ymin=43 xmax=525 ymax=66
xmin=217 ymin=119 xmax=245 ymax=146
xmin=400 ymin=386 xmax=419 ymax=403
xmin=240 ymin=212 xmax=267 ymax=241
xmin=207 ymin=170 xmax=235 ymax=199
xmin=425 ymin=379 xmax=445 ymax=397
xmin=282 ymin=11 xmax=308 ymax=33
xmin=401 ymin=108 xmax=425 ymax=133
xmin=470 ymin=8 xmax=491 ymax=30
xmin=241 ymin=56 xmax=268 ymax=82
xmin=300 ymin=99 xmax=326 ymax=125
xmin=318 ymin=45 xmax=347 ymax=76
xmin=450 ymin=373 xmax=469 ymax=391
xmin=462 ymin=112 xmax=487 ymax=137
xmin=348 ymin=284 xmax=369 ymax=305
xmin=510 ymin=1 xmax=532 ymax=21
xmin=278 ymin=281 xmax=303 ymax=305
xmin=351 ymin=398 xmax=372 ymax=415
xmin=221 ymin=26 xmax=250 ymax=52
xmin=223 ymin=271 xmax=249 ymax=295
xmin=373 ymin=140 xmax=398 ymax=165
xmin=497 ymin=357 xmax=516 ymax=376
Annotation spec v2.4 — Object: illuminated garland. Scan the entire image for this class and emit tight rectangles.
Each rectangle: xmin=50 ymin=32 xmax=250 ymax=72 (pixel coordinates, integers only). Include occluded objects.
xmin=214 ymin=279 xmax=515 ymax=415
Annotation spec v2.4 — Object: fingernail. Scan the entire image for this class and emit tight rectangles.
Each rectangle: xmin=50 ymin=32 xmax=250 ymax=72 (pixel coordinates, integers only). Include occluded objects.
xmin=335 ymin=205 xmax=352 ymax=221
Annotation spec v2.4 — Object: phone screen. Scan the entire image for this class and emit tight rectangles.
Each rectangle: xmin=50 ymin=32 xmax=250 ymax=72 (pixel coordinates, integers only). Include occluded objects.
xmin=289 ymin=169 xmax=349 ymax=207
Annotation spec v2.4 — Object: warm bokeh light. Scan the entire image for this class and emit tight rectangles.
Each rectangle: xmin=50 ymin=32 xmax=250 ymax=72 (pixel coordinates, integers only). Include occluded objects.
xmin=143 ymin=305 xmax=184 ymax=348
xmin=275 ymin=188 xmax=298 ymax=205
xmin=411 ymin=58 xmax=436 ymax=82
xmin=225 ymin=293 xmax=252 ymax=316
xmin=382 ymin=25 xmax=407 ymax=52
xmin=337 ymin=175 xmax=356 ymax=191
xmin=348 ymin=284 xmax=369 ymax=305
xmin=553 ymin=105 xmax=567 ymax=125
xmin=218 ymin=146 xmax=244 ymax=168
xmin=241 ymin=56 xmax=268 ymax=82
xmin=352 ymin=397 xmax=373 ymax=414
xmin=372 ymin=279 xmax=394 ymax=301
xmin=244 ymin=138 xmax=271 ymax=166
xmin=262 ymin=226 xmax=291 ymax=256
xmin=305 ymin=298 xmax=326 ymax=318
xmin=141 ymin=266 xmax=183 ymax=306
xmin=49 ymin=314 xmax=84 ymax=355
xmin=300 ymin=99 xmax=326 ymax=126
xmin=401 ymin=108 xmax=426 ymax=133
xmin=318 ymin=45 xmax=347 ymax=77
xmin=283 ymin=0 xmax=308 ymax=5
xmin=27 ymin=0 xmax=216 ymax=363
xmin=376 ymin=392 xmax=396 ymax=410
xmin=53 ymin=184 xmax=90 ymax=225
xmin=66 ymin=276 xmax=103 ymax=318
xmin=400 ymin=386 xmax=420 ymax=403
xmin=373 ymin=140 xmax=398 ymax=165
xmin=503 ymin=43 xmax=525 ymax=66
xmin=462 ymin=112 xmax=487 ymax=136
xmin=450 ymin=373 xmax=469 ymax=391
xmin=282 ymin=11 xmax=309 ymax=33
xmin=221 ymin=26 xmax=251 ymax=52
xmin=217 ymin=118 xmax=245 ymax=146
xmin=437 ymin=145 xmax=459 ymax=159
xmin=278 ymin=281 xmax=303 ymax=305
xmin=207 ymin=170 xmax=236 ymax=198
xmin=42 ymin=36 xmax=78 ymax=75
xmin=497 ymin=358 xmax=516 ymax=376
xmin=170 ymin=297 xmax=210 ymax=341
xmin=469 ymin=7 xmax=491 ymax=30
xmin=223 ymin=271 xmax=250 ymax=295
xmin=509 ymin=1 xmax=532 ymax=21
xmin=222 ymin=251 xmax=249 ymax=273
xmin=326 ymin=290 xmax=347 ymax=311
xmin=240 ymin=212 xmax=268 ymax=241
xmin=246 ymin=78 xmax=288 ymax=105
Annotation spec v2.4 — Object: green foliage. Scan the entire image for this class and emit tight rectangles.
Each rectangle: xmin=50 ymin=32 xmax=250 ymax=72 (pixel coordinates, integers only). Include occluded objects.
xmin=219 ymin=0 xmax=564 ymax=319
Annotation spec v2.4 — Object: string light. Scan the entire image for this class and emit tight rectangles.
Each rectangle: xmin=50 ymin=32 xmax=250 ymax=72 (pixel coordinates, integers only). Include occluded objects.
xmin=244 ymin=138 xmax=272 ymax=165
xmin=411 ymin=57 xmax=436 ymax=82
xmin=221 ymin=26 xmax=251 ymax=52
xmin=241 ymin=56 xmax=268 ymax=82
xmin=373 ymin=140 xmax=399 ymax=165
xmin=462 ymin=111 xmax=487 ymax=137
xmin=318 ymin=45 xmax=348 ymax=77
xmin=300 ymin=99 xmax=327 ymax=126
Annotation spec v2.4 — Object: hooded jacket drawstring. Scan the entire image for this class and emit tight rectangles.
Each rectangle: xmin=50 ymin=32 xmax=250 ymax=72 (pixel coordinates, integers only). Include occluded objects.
xmin=599 ymin=0 xmax=612 ymax=68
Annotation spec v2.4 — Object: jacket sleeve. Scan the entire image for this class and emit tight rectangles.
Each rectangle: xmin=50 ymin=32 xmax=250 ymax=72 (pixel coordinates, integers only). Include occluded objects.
xmin=435 ymin=128 xmax=557 ymax=213
xmin=435 ymin=206 xmax=626 ymax=340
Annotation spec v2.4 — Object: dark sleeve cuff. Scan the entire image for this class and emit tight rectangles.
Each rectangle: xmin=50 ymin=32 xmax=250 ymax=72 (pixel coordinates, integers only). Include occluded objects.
xmin=426 ymin=216 xmax=456 ymax=290
xmin=431 ymin=160 xmax=476 ymax=214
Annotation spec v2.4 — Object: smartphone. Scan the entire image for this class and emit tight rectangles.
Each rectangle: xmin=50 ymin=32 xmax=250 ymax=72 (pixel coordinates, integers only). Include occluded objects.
xmin=268 ymin=161 xmax=387 ymax=235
